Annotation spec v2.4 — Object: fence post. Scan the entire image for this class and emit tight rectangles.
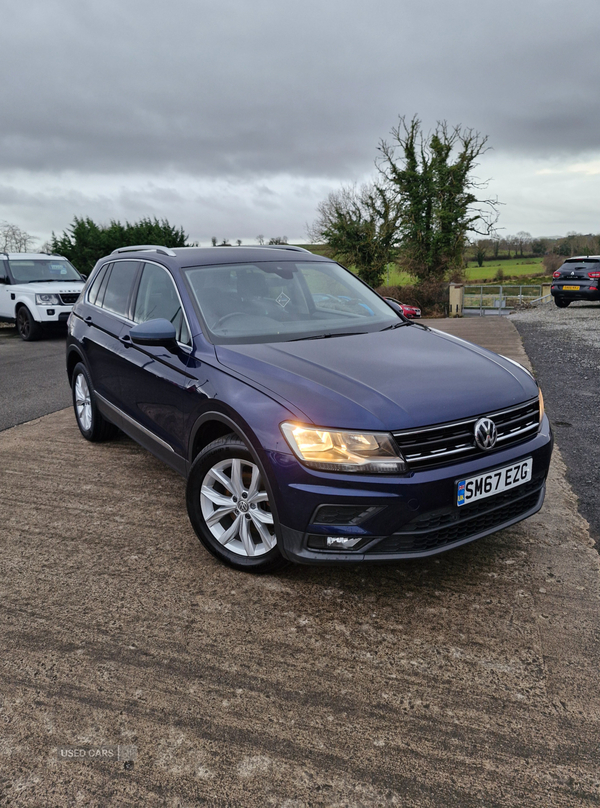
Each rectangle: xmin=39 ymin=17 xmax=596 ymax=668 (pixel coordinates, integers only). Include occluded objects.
xmin=448 ymin=283 xmax=464 ymax=317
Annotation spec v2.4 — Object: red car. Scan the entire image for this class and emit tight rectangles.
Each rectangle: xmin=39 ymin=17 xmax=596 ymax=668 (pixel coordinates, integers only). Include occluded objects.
xmin=383 ymin=297 xmax=421 ymax=319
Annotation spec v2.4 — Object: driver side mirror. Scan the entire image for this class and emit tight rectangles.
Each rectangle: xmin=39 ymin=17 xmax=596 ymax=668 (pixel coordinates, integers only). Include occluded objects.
xmin=129 ymin=318 xmax=179 ymax=353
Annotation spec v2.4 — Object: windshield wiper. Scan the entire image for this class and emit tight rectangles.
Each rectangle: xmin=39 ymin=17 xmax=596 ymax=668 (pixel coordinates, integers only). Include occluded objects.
xmin=380 ymin=321 xmax=411 ymax=330
xmin=289 ymin=331 xmax=368 ymax=341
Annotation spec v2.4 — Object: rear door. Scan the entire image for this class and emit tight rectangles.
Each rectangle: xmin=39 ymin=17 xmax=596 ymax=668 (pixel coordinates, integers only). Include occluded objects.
xmin=80 ymin=260 xmax=141 ymax=407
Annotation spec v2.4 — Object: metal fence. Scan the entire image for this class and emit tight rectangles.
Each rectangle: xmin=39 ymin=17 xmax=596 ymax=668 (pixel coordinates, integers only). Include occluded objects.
xmin=463 ymin=285 xmax=544 ymax=315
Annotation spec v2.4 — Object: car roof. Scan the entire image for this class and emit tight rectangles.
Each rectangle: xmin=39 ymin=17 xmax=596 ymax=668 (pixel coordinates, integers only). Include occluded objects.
xmin=1 ymin=252 xmax=68 ymax=260
xmin=106 ymin=245 xmax=331 ymax=267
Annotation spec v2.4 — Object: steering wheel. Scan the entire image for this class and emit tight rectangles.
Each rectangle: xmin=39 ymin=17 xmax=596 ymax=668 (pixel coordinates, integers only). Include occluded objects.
xmin=214 ymin=312 xmax=247 ymax=328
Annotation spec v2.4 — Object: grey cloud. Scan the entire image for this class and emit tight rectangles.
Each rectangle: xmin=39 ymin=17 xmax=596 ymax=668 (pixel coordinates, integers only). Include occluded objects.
xmin=0 ymin=176 xmax=332 ymax=246
xmin=2 ymin=0 xmax=600 ymax=181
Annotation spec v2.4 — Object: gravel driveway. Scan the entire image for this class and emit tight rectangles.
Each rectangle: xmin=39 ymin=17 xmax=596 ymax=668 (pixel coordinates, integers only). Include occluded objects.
xmin=510 ymin=301 xmax=600 ymax=547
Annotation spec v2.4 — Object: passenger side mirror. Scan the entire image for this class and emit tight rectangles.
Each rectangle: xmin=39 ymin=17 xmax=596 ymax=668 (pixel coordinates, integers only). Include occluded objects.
xmin=129 ymin=319 xmax=178 ymax=353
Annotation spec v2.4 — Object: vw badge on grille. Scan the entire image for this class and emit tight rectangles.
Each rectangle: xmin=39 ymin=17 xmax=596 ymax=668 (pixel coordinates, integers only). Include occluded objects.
xmin=474 ymin=417 xmax=497 ymax=450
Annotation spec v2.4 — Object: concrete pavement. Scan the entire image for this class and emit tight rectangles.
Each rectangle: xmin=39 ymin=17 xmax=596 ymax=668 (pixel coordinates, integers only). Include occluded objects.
xmin=1 ymin=317 xmax=599 ymax=807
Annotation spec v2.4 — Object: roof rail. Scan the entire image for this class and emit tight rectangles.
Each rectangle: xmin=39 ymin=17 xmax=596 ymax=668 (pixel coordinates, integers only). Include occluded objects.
xmin=243 ymin=245 xmax=311 ymax=253
xmin=111 ymin=245 xmax=177 ymax=257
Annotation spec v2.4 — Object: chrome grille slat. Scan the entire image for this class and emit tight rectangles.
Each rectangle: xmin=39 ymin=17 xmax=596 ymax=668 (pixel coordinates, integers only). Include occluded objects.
xmin=393 ymin=397 xmax=540 ymax=470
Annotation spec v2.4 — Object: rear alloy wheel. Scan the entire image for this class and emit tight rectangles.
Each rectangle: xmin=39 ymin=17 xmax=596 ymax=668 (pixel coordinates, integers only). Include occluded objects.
xmin=186 ymin=435 xmax=287 ymax=572
xmin=71 ymin=362 xmax=118 ymax=442
xmin=16 ymin=306 xmax=42 ymax=341
xmin=554 ymin=297 xmax=570 ymax=308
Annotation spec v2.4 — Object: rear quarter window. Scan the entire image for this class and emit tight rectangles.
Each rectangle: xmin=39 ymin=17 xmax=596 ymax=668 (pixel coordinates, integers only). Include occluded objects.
xmin=87 ymin=264 xmax=109 ymax=306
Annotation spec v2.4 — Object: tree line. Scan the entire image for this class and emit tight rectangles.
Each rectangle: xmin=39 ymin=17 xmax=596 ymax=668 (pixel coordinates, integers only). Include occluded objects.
xmin=49 ymin=217 xmax=188 ymax=275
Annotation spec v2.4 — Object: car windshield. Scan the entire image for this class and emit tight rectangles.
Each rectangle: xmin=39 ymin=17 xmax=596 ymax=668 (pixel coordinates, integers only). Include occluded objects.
xmin=183 ymin=260 xmax=400 ymax=344
xmin=8 ymin=258 xmax=82 ymax=283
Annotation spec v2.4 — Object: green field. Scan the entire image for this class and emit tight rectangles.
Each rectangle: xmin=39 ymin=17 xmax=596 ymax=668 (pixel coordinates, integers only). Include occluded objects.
xmin=464 ymin=257 xmax=544 ymax=280
xmin=296 ymin=246 xmax=546 ymax=285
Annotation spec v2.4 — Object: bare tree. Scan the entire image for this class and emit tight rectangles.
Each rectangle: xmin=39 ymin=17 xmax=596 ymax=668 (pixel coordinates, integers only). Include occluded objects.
xmin=256 ymin=234 xmax=265 ymax=245
xmin=236 ymin=239 xmax=242 ymax=247
xmin=515 ymin=231 xmax=532 ymax=257
xmin=0 ymin=221 xmax=36 ymax=252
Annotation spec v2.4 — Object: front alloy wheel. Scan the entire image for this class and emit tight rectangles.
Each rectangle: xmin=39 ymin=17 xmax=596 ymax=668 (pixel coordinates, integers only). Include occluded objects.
xmin=186 ymin=435 xmax=287 ymax=572
xmin=16 ymin=306 xmax=42 ymax=341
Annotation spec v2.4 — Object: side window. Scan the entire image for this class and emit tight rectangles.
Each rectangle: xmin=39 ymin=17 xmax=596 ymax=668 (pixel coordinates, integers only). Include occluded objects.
xmin=87 ymin=264 xmax=109 ymax=306
xmin=133 ymin=263 xmax=190 ymax=345
xmin=101 ymin=261 xmax=139 ymax=318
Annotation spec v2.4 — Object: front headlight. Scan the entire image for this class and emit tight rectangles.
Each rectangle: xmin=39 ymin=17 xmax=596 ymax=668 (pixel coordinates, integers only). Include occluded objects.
xmin=35 ymin=294 xmax=61 ymax=305
xmin=538 ymin=388 xmax=544 ymax=426
xmin=280 ymin=422 xmax=406 ymax=473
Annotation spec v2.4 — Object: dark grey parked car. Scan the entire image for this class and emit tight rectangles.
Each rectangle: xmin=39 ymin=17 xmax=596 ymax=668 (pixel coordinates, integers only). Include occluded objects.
xmin=551 ymin=256 xmax=600 ymax=308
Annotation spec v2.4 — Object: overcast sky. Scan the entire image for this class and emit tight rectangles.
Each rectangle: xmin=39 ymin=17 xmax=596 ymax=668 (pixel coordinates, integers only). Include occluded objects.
xmin=2 ymin=0 xmax=600 ymax=247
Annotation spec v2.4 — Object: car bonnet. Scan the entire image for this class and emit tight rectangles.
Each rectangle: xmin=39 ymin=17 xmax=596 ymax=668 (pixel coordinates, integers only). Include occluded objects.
xmin=214 ymin=325 xmax=538 ymax=432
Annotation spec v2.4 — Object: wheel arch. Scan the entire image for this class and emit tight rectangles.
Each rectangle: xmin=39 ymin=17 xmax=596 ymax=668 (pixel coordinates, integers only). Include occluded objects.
xmin=14 ymin=300 xmax=27 ymax=318
xmin=189 ymin=410 xmax=259 ymax=464
xmin=66 ymin=346 xmax=88 ymax=385
xmin=15 ymin=299 xmax=41 ymax=321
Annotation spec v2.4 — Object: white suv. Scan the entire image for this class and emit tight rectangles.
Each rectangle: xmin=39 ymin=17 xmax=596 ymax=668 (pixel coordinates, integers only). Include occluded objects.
xmin=0 ymin=253 xmax=85 ymax=340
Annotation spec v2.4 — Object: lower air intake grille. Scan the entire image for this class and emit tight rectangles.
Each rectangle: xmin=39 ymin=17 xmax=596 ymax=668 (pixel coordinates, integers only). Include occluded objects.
xmin=367 ymin=484 xmax=544 ymax=555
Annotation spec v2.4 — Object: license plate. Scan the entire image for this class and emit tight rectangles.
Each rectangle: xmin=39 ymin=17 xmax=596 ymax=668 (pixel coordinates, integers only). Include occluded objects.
xmin=562 ymin=285 xmax=580 ymax=291
xmin=457 ymin=458 xmax=533 ymax=507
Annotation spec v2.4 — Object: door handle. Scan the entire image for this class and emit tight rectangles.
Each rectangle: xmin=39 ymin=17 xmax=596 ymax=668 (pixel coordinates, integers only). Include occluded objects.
xmin=84 ymin=315 xmax=93 ymax=326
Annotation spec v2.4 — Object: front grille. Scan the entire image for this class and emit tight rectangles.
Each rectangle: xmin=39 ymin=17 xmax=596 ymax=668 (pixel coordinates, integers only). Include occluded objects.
xmin=392 ymin=397 xmax=539 ymax=470
xmin=367 ymin=484 xmax=544 ymax=555
xmin=59 ymin=293 xmax=79 ymax=305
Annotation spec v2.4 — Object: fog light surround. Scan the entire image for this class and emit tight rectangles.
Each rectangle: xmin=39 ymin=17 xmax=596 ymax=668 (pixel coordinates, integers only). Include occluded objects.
xmin=307 ymin=534 xmax=367 ymax=550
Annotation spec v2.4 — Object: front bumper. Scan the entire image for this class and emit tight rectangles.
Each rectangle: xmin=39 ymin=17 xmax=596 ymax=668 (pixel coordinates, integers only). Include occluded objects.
xmin=273 ymin=415 xmax=553 ymax=564
xmin=34 ymin=305 xmax=73 ymax=324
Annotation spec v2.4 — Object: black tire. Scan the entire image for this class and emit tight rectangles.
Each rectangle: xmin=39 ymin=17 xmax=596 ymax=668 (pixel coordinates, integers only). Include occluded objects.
xmin=16 ymin=306 xmax=42 ymax=341
xmin=71 ymin=362 xmax=118 ymax=442
xmin=186 ymin=434 xmax=288 ymax=573
xmin=554 ymin=297 xmax=570 ymax=308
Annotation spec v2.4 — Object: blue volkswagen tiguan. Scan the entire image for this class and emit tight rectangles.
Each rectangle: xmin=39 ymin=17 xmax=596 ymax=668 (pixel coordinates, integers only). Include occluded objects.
xmin=66 ymin=245 xmax=553 ymax=572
